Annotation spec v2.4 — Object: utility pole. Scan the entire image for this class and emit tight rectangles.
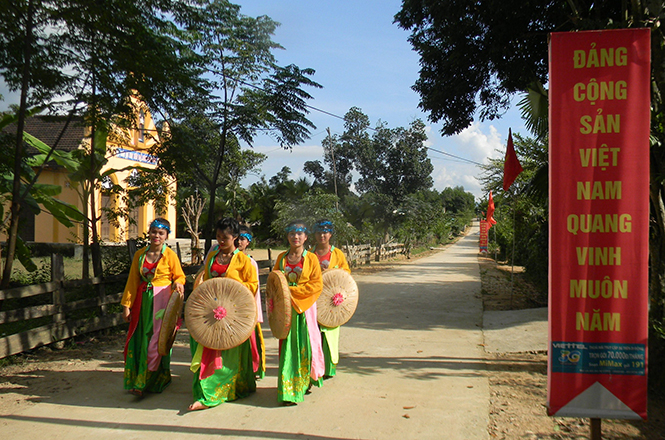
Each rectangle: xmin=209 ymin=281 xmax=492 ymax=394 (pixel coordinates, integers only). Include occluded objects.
xmin=327 ymin=127 xmax=339 ymax=211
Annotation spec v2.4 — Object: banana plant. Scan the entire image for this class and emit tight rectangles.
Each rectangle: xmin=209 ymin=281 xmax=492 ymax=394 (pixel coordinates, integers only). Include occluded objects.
xmin=0 ymin=113 xmax=86 ymax=275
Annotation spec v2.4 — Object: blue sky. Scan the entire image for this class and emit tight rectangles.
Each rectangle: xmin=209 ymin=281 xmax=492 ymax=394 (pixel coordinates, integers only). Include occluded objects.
xmin=232 ymin=0 xmax=527 ymax=199
xmin=0 ymin=1 xmax=528 ymax=199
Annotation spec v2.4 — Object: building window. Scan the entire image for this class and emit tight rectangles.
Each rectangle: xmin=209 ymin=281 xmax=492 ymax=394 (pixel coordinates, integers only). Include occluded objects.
xmin=138 ymin=110 xmax=145 ymax=143
xmin=128 ymin=205 xmax=139 ymax=238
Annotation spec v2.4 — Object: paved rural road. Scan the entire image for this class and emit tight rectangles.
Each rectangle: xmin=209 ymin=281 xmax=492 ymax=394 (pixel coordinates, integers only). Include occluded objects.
xmin=1 ymin=224 xmax=489 ymax=440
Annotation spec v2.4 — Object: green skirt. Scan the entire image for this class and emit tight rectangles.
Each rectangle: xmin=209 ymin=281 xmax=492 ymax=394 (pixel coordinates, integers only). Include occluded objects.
xmin=278 ymin=309 xmax=323 ymax=403
xmin=191 ymin=338 xmax=256 ymax=407
xmin=124 ymin=287 xmax=171 ymax=393
xmin=321 ymin=326 xmax=340 ymax=377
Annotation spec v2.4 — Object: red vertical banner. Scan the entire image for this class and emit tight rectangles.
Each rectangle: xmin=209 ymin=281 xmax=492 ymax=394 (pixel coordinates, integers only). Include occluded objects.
xmin=549 ymin=29 xmax=650 ymax=419
xmin=479 ymin=220 xmax=489 ymax=252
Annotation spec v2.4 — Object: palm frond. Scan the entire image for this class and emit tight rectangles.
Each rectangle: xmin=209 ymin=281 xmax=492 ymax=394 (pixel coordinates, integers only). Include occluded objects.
xmin=518 ymin=81 xmax=549 ymax=140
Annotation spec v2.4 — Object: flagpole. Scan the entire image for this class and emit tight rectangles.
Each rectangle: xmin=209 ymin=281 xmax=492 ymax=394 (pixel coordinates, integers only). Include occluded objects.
xmin=494 ymin=225 xmax=498 ymax=261
xmin=510 ymin=188 xmax=516 ymax=308
xmin=503 ymin=128 xmax=523 ymax=309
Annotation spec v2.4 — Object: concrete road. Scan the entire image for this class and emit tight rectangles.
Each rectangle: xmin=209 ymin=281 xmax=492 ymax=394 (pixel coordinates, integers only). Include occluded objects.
xmin=1 ymin=224 xmax=488 ymax=440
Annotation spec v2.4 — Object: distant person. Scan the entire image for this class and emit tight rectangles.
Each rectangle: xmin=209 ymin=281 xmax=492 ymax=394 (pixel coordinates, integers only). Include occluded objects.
xmin=237 ymin=224 xmax=265 ymax=379
xmin=312 ymin=219 xmax=350 ymax=378
xmin=273 ymin=220 xmax=324 ymax=404
xmin=121 ymin=218 xmax=185 ymax=397
xmin=188 ymin=218 xmax=258 ymax=411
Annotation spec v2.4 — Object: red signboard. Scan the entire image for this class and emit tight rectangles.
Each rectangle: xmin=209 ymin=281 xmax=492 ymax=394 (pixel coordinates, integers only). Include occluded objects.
xmin=548 ymin=29 xmax=650 ymax=420
xmin=479 ymin=220 xmax=489 ymax=252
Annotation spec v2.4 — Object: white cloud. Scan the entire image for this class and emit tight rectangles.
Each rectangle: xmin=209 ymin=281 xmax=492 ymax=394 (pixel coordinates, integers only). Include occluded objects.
xmin=452 ymin=122 xmax=504 ymax=163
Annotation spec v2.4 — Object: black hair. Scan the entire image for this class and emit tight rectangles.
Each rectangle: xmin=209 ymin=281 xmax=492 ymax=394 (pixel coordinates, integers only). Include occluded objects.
xmin=216 ymin=217 xmax=240 ymax=247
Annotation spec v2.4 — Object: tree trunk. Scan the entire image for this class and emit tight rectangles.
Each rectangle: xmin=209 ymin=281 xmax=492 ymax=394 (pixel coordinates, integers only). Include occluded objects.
xmin=203 ymin=128 xmax=227 ymax=254
xmin=82 ymin=212 xmax=90 ymax=279
xmin=650 ymin=154 xmax=665 ymax=325
xmin=1 ymin=0 xmax=34 ymax=289
xmin=88 ymin=67 xmax=103 ymax=278
xmin=203 ymin=180 xmax=217 ymax=255
xmin=191 ymin=234 xmax=201 ymax=264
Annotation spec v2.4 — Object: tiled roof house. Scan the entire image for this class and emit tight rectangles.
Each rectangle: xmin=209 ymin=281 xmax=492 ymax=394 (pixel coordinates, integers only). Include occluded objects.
xmin=2 ymin=105 xmax=177 ymax=244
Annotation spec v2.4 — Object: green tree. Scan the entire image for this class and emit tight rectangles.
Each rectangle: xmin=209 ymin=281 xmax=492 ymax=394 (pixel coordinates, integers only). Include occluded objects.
xmin=156 ymin=1 xmax=321 ymax=252
xmin=0 ymin=0 xmax=201 ymax=284
xmin=356 ymin=118 xmax=433 ymax=205
xmin=303 ymin=128 xmax=354 ymax=199
xmin=396 ymin=1 xmax=665 ymax=358
xmin=0 ymin=114 xmax=85 ymax=281
xmin=479 ymin=133 xmax=549 ymax=295
xmin=273 ymin=189 xmax=356 ymax=247
xmin=394 ymin=0 xmax=572 ymax=135
xmin=58 ymin=0 xmax=200 ymax=277
xmin=0 ymin=0 xmax=74 ymax=287
xmin=158 ymin=114 xmax=266 ymax=231
xmin=245 ymin=166 xmax=316 ymax=244
xmin=441 ymin=186 xmax=475 ymax=214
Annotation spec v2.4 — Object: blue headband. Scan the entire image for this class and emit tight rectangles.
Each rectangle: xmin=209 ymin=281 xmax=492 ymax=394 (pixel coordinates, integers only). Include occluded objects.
xmin=314 ymin=221 xmax=334 ymax=233
xmin=150 ymin=220 xmax=171 ymax=234
xmin=285 ymin=225 xmax=308 ymax=233
xmin=240 ymin=232 xmax=252 ymax=242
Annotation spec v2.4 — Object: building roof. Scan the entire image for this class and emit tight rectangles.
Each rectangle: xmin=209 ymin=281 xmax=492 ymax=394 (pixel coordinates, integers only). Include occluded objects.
xmin=5 ymin=115 xmax=87 ymax=153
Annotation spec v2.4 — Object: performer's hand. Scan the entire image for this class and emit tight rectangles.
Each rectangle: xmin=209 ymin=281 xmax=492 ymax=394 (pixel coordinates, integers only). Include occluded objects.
xmin=122 ymin=306 xmax=131 ymax=323
xmin=174 ymin=282 xmax=185 ymax=297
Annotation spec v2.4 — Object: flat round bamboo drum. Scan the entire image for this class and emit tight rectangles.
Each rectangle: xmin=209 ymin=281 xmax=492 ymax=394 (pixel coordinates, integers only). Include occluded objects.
xmin=158 ymin=290 xmax=184 ymax=356
xmin=265 ymin=270 xmax=291 ymax=339
xmin=192 ymin=267 xmax=205 ymax=289
xmin=317 ymin=269 xmax=359 ymax=328
xmin=185 ymin=277 xmax=257 ymax=350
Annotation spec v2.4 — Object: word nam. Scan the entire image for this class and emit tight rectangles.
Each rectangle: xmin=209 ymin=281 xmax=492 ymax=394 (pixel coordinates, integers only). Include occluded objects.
xmin=570 ymin=278 xmax=627 ymax=299
xmin=574 ymin=47 xmax=628 ymax=68
xmin=579 ymin=146 xmax=620 ymax=168
xmin=576 ymin=310 xmax=621 ymax=331
xmin=574 ymin=80 xmax=627 ymax=103
xmin=567 ymin=213 xmax=632 ymax=235
xmin=576 ymin=247 xmax=621 ymax=265
xmin=580 ymin=114 xmax=620 ymax=134
xmin=577 ymin=181 xmax=622 ymax=200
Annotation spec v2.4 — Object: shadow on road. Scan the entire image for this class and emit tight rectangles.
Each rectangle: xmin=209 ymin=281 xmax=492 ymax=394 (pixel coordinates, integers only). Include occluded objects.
xmin=1 ymin=413 xmax=379 ymax=440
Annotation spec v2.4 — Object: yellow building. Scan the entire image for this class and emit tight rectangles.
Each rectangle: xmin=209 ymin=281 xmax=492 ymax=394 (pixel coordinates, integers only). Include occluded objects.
xmin=6 ymin=105 xmax=177 ymax=244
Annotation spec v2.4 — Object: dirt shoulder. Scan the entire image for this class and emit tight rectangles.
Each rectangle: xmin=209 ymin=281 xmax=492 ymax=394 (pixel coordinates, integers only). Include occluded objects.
xmin=480 ymin=256 xmax=665 ymax=439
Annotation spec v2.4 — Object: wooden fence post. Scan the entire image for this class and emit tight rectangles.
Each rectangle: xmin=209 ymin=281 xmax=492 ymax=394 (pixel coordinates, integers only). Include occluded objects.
xmin=176 ymin=242 xmax=182 ymax=262
xmin=127 ymin=239 xmax=137 ymax=261
xmin=51 ymin=253 xmax=65 ymax=325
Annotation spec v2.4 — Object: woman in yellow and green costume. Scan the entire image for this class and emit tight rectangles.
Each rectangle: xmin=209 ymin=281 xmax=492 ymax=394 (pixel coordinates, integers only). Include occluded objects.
xmin=237 ymin=224 xmax=266 ymax=379
xmin=312 ymin=219 xmax=351 ymax=378
xmin=188 ymin=218 xmax=258 ymax=411
xmin=273 ymin=220 xmax=325 ymax=404
xmin=121 ymin=218 xmax=185 ymax=397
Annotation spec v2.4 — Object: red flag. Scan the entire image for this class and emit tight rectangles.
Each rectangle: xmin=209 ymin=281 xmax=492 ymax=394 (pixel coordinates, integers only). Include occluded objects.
xmin=503 ymin=128 xmax=523 ymax=191
xmin=486 ymin=191 xmax=497 ymax=229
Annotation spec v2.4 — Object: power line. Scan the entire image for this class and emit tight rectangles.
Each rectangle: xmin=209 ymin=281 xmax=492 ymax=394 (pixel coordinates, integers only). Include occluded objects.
xmin=426 ymin=146 xmax=485 ymax=166
xmin=234 ymin=76 xmax=485 ymax=166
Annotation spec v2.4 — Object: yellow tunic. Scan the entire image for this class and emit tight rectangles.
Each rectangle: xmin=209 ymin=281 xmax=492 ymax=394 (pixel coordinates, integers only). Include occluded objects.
xmin=202 ymin=248 xmax=258 ymax=292
xmin=273 ymin=250 xmax=322 ymax=313
xmin=121 ymin=246 xmax=186 ymax=308
xmin=328 ymin=247 xmax=351 ymax=273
